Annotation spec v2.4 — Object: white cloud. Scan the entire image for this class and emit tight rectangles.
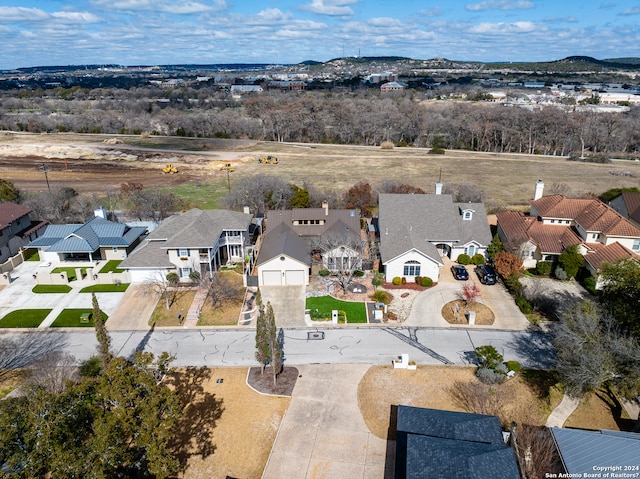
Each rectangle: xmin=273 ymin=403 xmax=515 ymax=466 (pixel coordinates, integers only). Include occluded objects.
xmin=466 ymin=0 xmax=534 ymax=11
xmin=90 ymin=0 xmax=218 ymax=14
xmin=418 ymin=7 xmax=443 ymax=17
xmin=469 ymin=21 xmax=538 ymax=33
xmin=51 ymin=12 xmax=101 ymax=24
xmin=620 ymin=6 xmax=640 ymax=15
xmin=301 ymin=0 xmax=357 ymax=16
xmin=0 ymin=7 xmax=49 ymax=22
xmin=367 ymin=17 xmax=403 ymax=27
xmin=542 ymin=16 xmax=578 ymax=23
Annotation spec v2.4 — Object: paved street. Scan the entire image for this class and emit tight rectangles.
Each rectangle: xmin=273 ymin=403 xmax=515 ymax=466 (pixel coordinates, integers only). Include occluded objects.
xmin=0 ymin=326 xmax=554 ymax=369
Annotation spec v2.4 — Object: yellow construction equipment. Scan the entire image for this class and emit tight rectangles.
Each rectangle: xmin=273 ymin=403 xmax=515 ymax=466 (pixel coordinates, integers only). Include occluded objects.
xmin=220 ymin=163 xmax=235 ymax=172
xmin=162 ymin=164 xmax=178 ymax=174
xmin=258 ymin=155 xmax=278 ymax=164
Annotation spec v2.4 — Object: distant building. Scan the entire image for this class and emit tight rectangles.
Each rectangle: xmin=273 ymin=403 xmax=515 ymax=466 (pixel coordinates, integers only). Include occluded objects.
xmin=381 ymin=81 xmax=407 ymax=93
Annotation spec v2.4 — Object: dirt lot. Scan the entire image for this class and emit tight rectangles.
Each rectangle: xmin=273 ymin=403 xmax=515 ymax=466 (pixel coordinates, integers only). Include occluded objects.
xmin=168 ymin=367 xmax=289 ymax=479
xmin=2 ymin=132 xmax=639 ymax=207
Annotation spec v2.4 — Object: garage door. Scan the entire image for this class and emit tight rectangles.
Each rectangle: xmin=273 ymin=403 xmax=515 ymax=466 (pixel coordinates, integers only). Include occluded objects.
xmin=285 ymin=270 xmax=305 ymax=285
xmin=262 ymin=270 xmax=282 ymax=286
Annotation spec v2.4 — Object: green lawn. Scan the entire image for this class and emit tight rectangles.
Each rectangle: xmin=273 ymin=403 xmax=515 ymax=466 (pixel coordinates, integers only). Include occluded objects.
xmin=50 ymin=309 xmax=108 ymax=328
xmin=25 ymin=250 xmax=40 ymax=261
xmin=164 ymin=180 xmax=228 ymax=209
xmin=0 ymin=309 xmax=52 ymax=328
xmin=80 ymin=283 xmax=129 ymax=293
xmin=51 ymin=267 xmax=89 ymax=282
xmin=98 ymin=260 xmax=124 ymax=273
xmin=33 ymin=284 xmax=72 ymax=293
xmin=306 ymin=296 xmax=368 ymax=323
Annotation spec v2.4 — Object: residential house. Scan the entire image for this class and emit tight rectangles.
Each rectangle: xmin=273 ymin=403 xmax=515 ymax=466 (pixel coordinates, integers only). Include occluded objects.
xmin=395 ymin=405 xmax=519 ymax=479
xmin=380 ymin=81 xmax=408 ymax=93
xmin=609 ymin=191 xmax=640 ymax=226
xmin=27 ymin=210 xmax=146 ymax=264
xmin=0 ymin=202 xmax=47 ymax=262
xmin=497 ymin=180 xmax=640 ymax=273
xmin=255 ymin=202 xmax=361 ymax=286
xmin=120 ymin=208 xmax=253 ymax=283
xmin=551 ymin=427 xmax=640 ymax=477
xmin=378 ymin=185 xmax=492 ymax=283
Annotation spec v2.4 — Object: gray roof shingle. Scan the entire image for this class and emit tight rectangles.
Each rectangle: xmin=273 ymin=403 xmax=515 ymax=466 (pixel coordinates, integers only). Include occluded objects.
xmin=256 ymin=222 xmax=310 ymax=266
xmin=379 ymin=194 xmax=491 ymax=264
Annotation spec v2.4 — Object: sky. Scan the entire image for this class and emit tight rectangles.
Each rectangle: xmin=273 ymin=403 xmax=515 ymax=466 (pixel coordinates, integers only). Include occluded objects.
xmin=1 ymin=0 xmax=640 ymax=69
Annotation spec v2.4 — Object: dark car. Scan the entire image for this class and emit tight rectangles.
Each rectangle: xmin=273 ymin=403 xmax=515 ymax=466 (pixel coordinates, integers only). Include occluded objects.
xmin=475 ymin=264 xmax=497 ymax=285
xmin=451 ymin=264 xmax=469 ymax=281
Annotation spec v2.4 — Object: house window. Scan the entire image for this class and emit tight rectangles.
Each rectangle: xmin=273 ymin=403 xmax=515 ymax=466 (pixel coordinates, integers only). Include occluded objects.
xmin=550 ymin=219 xmax=555 ymax=224
xmin=179 ymin=267 xmax=192 ymax=278
xmin=403 ymin=260 xmax=421 ymax=276
xmin=633 ymin=239 xmax=640 ymax=251
xmin=565 ymin=220 xmax=570 ymax=224
xmin=465 ymin=245 xmax=476 ymax=256
xmin=178 ymin=248 xmax=190 ymax=257
xmin=112 ymin=247 xmax=119 ymax=253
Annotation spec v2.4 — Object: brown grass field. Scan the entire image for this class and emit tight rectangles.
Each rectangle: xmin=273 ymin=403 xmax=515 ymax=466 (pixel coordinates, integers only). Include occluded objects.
xmin=1 ymin=132 xmax=639 ymax=208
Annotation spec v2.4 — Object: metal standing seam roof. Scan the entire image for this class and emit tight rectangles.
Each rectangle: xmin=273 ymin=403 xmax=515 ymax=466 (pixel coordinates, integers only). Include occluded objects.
xmin=26 ymin=217 xmax=146 ymax=253
xmin=551 ymin=427 xmax=640 ymax=475
xmin=378 ymin=194 xmax=491 ymax=264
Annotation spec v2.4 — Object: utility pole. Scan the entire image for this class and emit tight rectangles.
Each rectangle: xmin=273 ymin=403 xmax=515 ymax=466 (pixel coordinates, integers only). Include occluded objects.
xmin=226 ymin=168 xmax=231 ymax=193
xmin=40 ymin=163 xmax=51 ymax=194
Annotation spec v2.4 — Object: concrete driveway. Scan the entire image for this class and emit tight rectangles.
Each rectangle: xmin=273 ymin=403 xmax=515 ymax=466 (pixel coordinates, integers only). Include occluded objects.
xmin=405 ymin=262 xmax=528 ymax=330
xmin=263 ymin=364 xmax=390 ymax=479
xmin=260 ymin=285 xmax=306 ymax=328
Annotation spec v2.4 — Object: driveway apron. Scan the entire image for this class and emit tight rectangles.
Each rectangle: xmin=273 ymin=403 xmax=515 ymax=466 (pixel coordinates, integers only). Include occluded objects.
xmin=260 ymin=285 xmax=306 ymax=328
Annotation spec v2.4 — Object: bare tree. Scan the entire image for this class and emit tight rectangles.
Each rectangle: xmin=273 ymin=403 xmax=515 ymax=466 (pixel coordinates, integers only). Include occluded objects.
xmin=144 ymin=271 xmax=193 ymax=310
xmin=27 ymin=350 xmax=78 ymax=394
xmin=0 ymin=332 xmax=64 ymax=382
xmin=448 ymin=381 xmax=514 ymax=418
xmin=208 ymin=273 xmax=245 ymax=308
xmin=513 ymin=424 xmax=563 ymax=479
xmin=314 ymin=231 xmax=366 ymax=295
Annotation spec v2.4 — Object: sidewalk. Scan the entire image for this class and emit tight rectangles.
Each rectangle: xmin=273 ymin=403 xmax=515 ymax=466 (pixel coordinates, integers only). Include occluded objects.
xmin=545 ymin=393 xmax=580 ymax=428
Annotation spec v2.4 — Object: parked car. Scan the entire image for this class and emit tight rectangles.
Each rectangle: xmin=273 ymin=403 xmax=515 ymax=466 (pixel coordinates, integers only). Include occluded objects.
xmin=450 ymin=264 xmax=469 ymax=281
xmin=475 ymin=264 xmax=497 ymax=285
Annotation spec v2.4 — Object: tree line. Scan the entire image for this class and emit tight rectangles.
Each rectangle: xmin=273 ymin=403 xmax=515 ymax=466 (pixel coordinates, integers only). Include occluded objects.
xmin=1 ymin=87 xmax=639 ymax=157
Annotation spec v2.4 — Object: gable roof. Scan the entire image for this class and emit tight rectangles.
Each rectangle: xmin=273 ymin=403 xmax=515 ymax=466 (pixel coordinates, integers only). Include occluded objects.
xmin=395 ymin=406 xmax=519 ymax=479
xmin=120 ymin=208 xmax=252 ymax=269
xmin=0 ymin=202 xmax=32 ymax=229
xmin=256 ymin=222 xmax=310 ymax=266
xmin=27 ymin=216 xmax=146 ymax=253
xmin=531 ymin=195 xmax=640 ymax=238
xmin=551 ymin=428 xmax=640 ymax=475
xmin=496 ymin=211 xmax=583 ymax=254
xmin=379 ymin=194 xmax=492 ymax=264
xmin=583 ymin=242 xmax=639 ymax=271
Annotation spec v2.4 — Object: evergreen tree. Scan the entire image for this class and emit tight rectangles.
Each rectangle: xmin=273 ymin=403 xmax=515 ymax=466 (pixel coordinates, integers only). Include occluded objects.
xmin=254 ymin=289 xmax=270 ymax=373
xmin=266 ymin=302 xmax=282 ymax=385
xmin=92 ymin=292 xmax=112 ymax=369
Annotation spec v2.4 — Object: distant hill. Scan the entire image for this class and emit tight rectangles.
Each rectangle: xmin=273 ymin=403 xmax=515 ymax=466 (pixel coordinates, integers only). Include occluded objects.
xmin=485 ymin=56 xmax=640 ymax=72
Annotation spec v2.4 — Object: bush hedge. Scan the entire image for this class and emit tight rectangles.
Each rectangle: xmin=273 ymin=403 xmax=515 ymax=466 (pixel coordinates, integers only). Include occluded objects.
xmin=471 ymin=254 xmax=485 ymax=265
xmin=420 ymin=277 xmax=433 ymax=287
xmin=392 ymin=277 xmax=402 ymax=285
xmin=515 ymin=295 xmax=533 ymax=314
xmin=506 ymin=360 xmax=521 ymax=373
xmin=536 ymin=261 xmax=553 ymax=276
xmin=371 ymin=290 xmax=390 ymax=304
xmin=318 ymin=269 xmax=331 ymax=277
xmin=457 ymin=254 xmax=471 ymax=265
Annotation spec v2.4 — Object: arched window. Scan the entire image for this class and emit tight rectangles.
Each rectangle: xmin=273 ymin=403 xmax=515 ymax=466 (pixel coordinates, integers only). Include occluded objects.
xmin=403 ymin=260 xmax=421 ymax=276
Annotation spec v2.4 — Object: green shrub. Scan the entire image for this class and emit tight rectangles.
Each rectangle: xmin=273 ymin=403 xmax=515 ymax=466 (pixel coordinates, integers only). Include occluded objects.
xmin=582 ymin=275 xmax=597 ymax=295
xmin=457 ymin=254 xmax=471 ymax=265
xmin=536 ymin=261 xmax=553 ymax=276
xmin=506 ymin=360 xmax=521 ymax=373
xmin=475 ymin=345 xmax=504 ymax=369
xmin=353 ymin=270 xmax=365 ymax=277
xmin=318 ymin=269 xmax=331 ymax=277
xmin=515 ymin=295 xmax=533 ymax=314
xmin=392 ymin=277 xmax=402 ymax=285
xmin=429 ymin=147 xmax=445 ymax=154
xmin=471 ymin=254 xmax=485 ymax=265
xmin=420 ymin=277 xmax=433 ymax=287
xmin=372 ymin=289 xmax=390 ymax=304
xmin=476 ymin=367 xmax=504 ymax=384
xmin=504 ymin=273 xmax=523 ymax=295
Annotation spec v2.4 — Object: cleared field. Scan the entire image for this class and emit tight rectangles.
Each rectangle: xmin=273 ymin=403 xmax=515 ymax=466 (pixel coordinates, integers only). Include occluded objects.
xmin=1 ymin=132 xmax=638 ymax=208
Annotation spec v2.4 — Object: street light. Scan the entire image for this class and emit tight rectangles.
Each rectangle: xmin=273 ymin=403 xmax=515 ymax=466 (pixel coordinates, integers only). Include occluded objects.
xmin=40 ymin=162 xmax=51 ymax=194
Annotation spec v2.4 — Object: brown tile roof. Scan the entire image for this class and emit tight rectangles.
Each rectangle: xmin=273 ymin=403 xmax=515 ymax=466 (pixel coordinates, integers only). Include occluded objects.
xmin=0 ymin=202 xmax=32 ymax=229
xmin=531 ymin=195 xmax=640 ymax=238
xmin=497 ymin=211 xmax=582 ymax=254
xmin=621 ymin=192 xmax=640 ymax=224
xmin=584 ymin=242 xmax=639 ymax=271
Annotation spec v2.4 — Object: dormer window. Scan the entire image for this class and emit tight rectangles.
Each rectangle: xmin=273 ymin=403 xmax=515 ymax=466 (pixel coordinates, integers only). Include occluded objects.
xmin=462 ymin=210 xmax=473 ymax=221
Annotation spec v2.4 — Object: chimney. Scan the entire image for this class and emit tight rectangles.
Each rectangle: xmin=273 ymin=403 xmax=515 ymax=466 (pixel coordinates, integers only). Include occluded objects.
xmin=322 ymin=200 xmax=329 ymax=216
xmin=533 ymin=180 xmax=545 ymax=201
xmin=94 ymin=207 xmax=106 ymax=219
xmin=243 ymin=204 xmax=250 ymax=215
xmin=435 ymin=181 xmax=443 ymax=195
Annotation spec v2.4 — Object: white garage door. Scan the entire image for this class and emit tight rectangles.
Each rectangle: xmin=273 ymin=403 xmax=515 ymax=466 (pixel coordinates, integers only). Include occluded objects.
xmin=262 ymin=270 xmax=282 ymax=286
xmin=285 ymin=270 xmax=305 ymax=285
